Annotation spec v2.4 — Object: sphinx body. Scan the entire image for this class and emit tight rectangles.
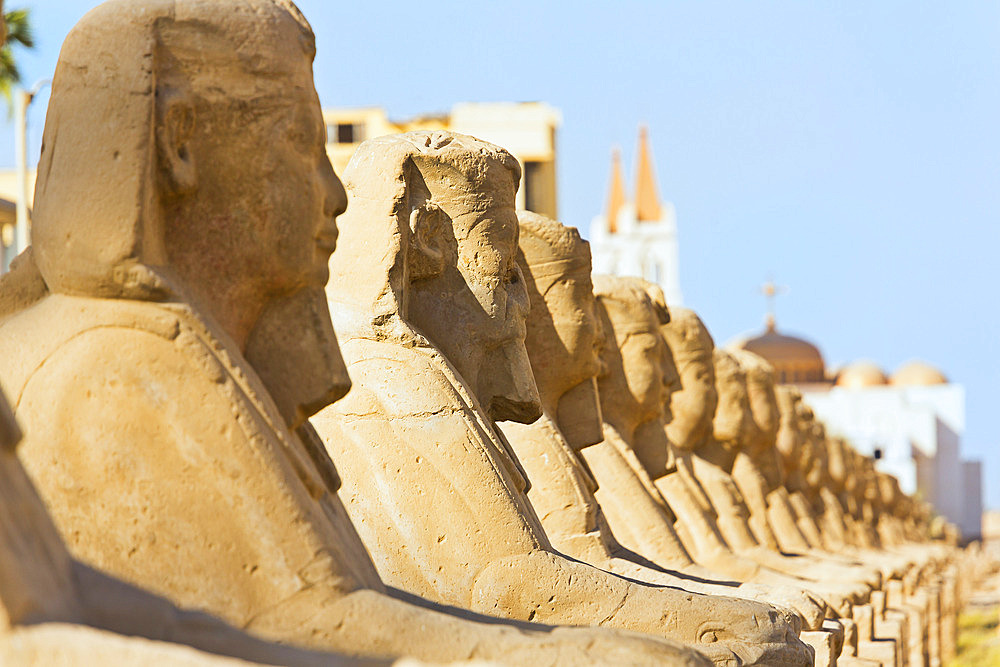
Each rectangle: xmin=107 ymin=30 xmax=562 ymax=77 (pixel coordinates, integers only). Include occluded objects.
xmin=314 ymin=131 xmax=811 ymax=667
xmin=0 ymin=385 xmax=385 ymax=667
xmin=578 ymin=289 xmax=850 ymax=627
xmin=647 ymin=312 xmax=872 ymax=616
xmin=498 ymin=213 xmax=832 ymax=633
xmin=690 ymin=350 xmax=878 ymax=598
xmin=0 ymin=3 xmax=719 ymax=665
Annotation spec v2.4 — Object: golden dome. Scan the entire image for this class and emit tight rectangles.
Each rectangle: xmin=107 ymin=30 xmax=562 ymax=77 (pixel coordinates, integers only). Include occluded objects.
xmin=890 ymin=360 xmax=947 ymax=386
xmin=836 ymin=360 xmax=888 ymax=389
xmin=732 ymin=323 xmax=825 ymax=384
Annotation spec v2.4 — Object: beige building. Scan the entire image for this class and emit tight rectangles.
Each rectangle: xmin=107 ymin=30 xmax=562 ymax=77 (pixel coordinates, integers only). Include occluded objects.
xmin=324 ymin=102 xmax=561 ymax=219
xmin=0 ymin=166 xmax=28 ymax=272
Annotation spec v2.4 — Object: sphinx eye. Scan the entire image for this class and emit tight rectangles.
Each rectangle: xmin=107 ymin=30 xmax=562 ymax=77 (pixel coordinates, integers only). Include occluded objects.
xmin=698 ymin=628 xmax=720 ymax=644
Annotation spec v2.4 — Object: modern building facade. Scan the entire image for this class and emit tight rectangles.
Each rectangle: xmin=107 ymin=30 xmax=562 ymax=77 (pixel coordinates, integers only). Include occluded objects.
xmin=323 ymin=102 xmax=561 ymax=220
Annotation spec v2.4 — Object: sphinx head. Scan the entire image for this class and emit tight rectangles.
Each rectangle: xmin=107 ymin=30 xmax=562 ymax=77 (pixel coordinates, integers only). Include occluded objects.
xmin=517 ymin=212 xmax=603 ymax=446
xmin=593 ymin=275 xmax=669 ymax=432
xmin=825 ymin=437 xmax=849 ymax=491
xmin=517 ymin=212 xmax=601 ymax=405
xmin=35 ymin=0 xmax=340 ymax=318
xmin=858 ymin=457 xmax=881 ymax=504
xmin=25 ymin=0 xmax=350 ymax=428
xmin=730 ymin=350 xmax=780 ymax=452
xmin=877 ymin=472 xmax=902 ymax=512
xmin=843 ymin=448 xmax=863 ymax=496
xmin=804 ymin=424 xmax=830 ymax=490
xmin=332 ymin=131 xmax=540 ymax=423
xmin=660 ymin=307 xmax=717 ymax=451
xmin=710 ymin=348 xmax=758 ymax=458
xmin=774 ymin=386 xmax=806 ymax=481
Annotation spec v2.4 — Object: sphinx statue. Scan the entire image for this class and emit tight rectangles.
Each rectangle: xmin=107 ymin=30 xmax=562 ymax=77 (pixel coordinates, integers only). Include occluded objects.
xmin=314 ymin=131 xmax=810 ymax=666
xmin=555 ymin=275 xmax=830 ymax=631
xmin=0 ymin=3 xmax=716 ymax=664
xmin=775 ymin=387 xmax=836 ymax=550
xmin=0 ymin=386 xmax=385 ymax=666
xmin=497 ymin=214 xmax=830 ymax=633
xmin=695 ymin=347 xmax=874 ymax=613
xmin=729 ymin=352 xmax=877 ymax=578
xmin=635 ymin=308 xmax=864 ymax=614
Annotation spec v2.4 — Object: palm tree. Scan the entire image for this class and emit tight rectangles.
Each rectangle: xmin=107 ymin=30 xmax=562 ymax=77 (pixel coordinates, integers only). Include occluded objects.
xmin=0 ymin=7 xmax=34 ymax=103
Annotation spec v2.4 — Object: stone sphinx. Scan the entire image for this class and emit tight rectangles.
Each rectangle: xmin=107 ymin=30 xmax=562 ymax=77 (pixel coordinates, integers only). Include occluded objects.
xmin=314 ymin=131 xmax=808 ymax=666
xmin=642 ymin=309 xmax=848 ymax=609
xmin=0 ymin=387 xmax=379 ymax=667
xmin=726 ymin=349 xmax=793 ymax=550
xmin=775 ymin=387 xmax=834 ymax=549
xmin=729 ymin=352 xmax=876 ymax=575
xmin=0 ymin=2 xmax=713 ymax=664
xmin=722 ymin=351 xmax=882 ymax=581
xmin=498 ymin=214 xmax=823 ymax=632
xmin=688 ymin=347 xmax=872 ymax=613
xmin=572 ymin=277 xmax=830 ymax=632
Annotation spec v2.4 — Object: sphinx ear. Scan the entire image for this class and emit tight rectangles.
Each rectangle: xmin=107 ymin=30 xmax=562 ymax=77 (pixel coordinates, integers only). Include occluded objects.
xmin=156 ymin=97 xmax=197 ymax=196
xmin=407 ymin=201 xmax=447 ymax=282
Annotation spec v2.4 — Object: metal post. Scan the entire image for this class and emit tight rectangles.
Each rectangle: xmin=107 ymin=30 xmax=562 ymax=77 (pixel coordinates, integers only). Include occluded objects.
xmin=11 ymin=80 xmax=50 ymax=260
xmin=13 ymin=87 xmax=27 ymax=255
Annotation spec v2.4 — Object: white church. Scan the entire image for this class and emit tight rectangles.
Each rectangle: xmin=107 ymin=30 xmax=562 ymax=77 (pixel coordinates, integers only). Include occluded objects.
xmin=588 ymin=127 xmax=684 ymax=308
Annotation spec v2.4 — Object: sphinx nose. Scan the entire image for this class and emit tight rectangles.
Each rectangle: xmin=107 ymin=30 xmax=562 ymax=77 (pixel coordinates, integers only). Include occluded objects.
xmin=322 ymin=159 xmax=348 ymax=220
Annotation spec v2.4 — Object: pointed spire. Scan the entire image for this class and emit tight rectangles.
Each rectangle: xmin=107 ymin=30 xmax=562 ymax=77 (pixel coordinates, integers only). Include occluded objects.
xmin=606 ymin=146 xmax=626 ymax=234
xmin=635 ymin=125 xmax=662 ymax=222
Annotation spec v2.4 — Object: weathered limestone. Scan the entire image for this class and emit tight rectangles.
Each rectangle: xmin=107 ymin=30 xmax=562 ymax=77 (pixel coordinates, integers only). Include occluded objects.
xmin=315 ymin=132 xmax=809 ymax=666
xmin=565 ymin=275 xmax=828 ymax=632
xmin=501 ymin=214 xmax=828 ymax=635
xmin=646 ymin=308 xmax=861 ymax=616
xmin=0 ymin=387 xmax=385 ymax=667
xmin=0 ymin=2 xmax=714 ymax=665
xmin=706 ymin=349 xmax=881 ymax=589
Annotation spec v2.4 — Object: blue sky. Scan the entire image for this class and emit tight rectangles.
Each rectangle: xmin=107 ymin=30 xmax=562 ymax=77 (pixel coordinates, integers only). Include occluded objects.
xmin=9 ymin=1 xmax=1000 ymax=509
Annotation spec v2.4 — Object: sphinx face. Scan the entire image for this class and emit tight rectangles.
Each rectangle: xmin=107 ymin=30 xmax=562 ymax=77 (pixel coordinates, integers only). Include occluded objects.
xmin=409 ymin=169 xmax=539 ymax=422
xmin=664 ymin=343 xmax=717 ymax=451
xmin=620 ymin=329 xmax=669 ymax=421
xmin=774 ymin=387 xmax=802 ymax=460
xmin=596 ymin=296 xmax=667 ymax=427
xmin=532 ymin=268 xmax=602 ymax=393
xmin=745 ymin=373 xmax=780 ymax=452
xmin=711 ymin=356 xmax=755 ymax=453
xmin=804 ymin=435 xmax=828 ymax=489
xmin=878 ymin=473 xmax=898 ymax=507
xmin=826 ymin=438 xmax=847 ymax=489
xmin=174 ymin=42 xmax=345 ymax=300
xmin=843 ymin=453 xmax=859 ymax=494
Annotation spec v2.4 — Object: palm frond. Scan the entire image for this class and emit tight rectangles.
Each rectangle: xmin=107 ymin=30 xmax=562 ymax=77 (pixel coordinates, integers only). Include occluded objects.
xmin=3 ymin=9 xmax=34 ymax=49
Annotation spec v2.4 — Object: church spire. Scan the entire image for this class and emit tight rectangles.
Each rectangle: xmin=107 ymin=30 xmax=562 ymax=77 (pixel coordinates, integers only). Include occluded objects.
xmin=635 ymin=125 xmax=662 ymax=222
xmin=606 ymin=146 xmax=626 ymax=234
